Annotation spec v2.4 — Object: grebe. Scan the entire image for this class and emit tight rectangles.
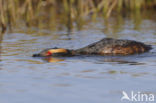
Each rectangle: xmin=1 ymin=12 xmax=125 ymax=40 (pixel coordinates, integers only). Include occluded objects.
xmin=33 ymin=38 xmax=152 ymax=57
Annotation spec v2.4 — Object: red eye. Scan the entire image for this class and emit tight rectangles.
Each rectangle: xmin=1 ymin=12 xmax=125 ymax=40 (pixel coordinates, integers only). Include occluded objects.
xmin=46 ymin=51 xmax=52 ymax=56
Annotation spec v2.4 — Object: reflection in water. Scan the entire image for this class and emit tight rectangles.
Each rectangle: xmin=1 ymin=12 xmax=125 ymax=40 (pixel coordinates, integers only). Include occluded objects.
xmin=42 ymin=57 xmax=65 ymax=62
xmin=97 ymin=57 xmax=142 ymax=65
xmin=40 ymin=55 xmax=146 ymax=66
xmin=9 ymin=10 xmax=156 ymax=37
xmin=0 ymin=32 xmax=4 ymax=62
xmin=116 ymin=61 xmax=145 ymax=65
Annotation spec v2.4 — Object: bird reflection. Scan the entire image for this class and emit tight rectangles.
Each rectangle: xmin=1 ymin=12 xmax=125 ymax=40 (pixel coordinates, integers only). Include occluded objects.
xmin=40 ymin=55 xmax=145 ymax=65
xmin=42 ymin=57 xmax=65 ymax=62
xmin=96 ymin=57 xmax=146 ymax=65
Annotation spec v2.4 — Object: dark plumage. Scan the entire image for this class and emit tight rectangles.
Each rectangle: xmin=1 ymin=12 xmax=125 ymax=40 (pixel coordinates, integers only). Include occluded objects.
xmin=73 ymin=38 xmax=152 ymax=55
xmin=33 ymin=38 xmax=152 ymax=57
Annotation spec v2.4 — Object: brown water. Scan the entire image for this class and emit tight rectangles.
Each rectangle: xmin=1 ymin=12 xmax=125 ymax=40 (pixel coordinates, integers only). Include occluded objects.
xmin=0 ymin=13 xmax=156 ymax=103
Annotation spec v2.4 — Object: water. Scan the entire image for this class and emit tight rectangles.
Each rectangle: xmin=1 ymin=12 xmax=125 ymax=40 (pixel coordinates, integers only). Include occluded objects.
xmin=0 ymin=15 xmax=156 ymax=103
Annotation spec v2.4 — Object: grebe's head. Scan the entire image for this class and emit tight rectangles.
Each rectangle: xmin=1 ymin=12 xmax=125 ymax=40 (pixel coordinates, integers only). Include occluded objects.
xmin=33 ymin=48 xmax=70 ymax=57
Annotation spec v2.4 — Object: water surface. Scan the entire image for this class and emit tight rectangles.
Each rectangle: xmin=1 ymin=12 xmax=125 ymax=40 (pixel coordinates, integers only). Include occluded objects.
xmin=0 ymin=14 xmax=156 ymax=103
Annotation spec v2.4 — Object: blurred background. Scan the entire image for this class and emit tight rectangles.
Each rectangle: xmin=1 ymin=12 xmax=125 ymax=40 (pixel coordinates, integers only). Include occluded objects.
xmin=0 ymin=0 xmax=156 ymax=33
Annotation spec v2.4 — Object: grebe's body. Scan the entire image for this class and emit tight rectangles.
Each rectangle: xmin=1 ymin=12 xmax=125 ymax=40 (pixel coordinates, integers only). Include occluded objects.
xmin=33 ymin=38 xmax=152 ymax=57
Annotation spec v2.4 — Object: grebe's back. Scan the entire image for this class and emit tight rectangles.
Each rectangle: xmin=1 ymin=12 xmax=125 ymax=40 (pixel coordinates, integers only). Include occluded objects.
xmin=74 ymin=38 xmax=152 ymax=55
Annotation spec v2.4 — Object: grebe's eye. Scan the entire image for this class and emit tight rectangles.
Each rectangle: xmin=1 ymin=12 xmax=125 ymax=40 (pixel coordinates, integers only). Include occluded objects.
xmin=46 ymin=51 xmax=52 ymax=56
